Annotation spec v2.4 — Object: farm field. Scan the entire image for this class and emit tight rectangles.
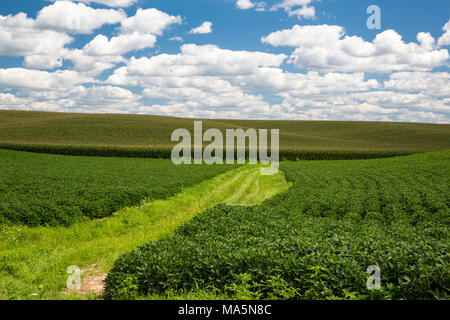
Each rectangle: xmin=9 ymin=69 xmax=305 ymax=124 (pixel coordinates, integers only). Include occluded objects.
xmin=0 ymin=152 xmax=290 ymax=299
xmin=105 ymin=151 xmax=449 ymax=300
xmin=0 ymin=149 xmax=237 ymax=227
xmin=1 ymin=110 xmax=450 ymax=160
xmin=0 ymin=111 xmax=448 ymax=301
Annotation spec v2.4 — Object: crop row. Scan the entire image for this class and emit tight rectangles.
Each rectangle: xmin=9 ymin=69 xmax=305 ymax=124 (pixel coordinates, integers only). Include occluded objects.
xmin=0 ymin=149 xmax=236 ymax=227
xmin=0 ymin=143 xmax=414 ymax=161
xmin=1 ymin=110 xmax=450 ymax=153
xmin=105 ymin=151 xmax=450 ymax=300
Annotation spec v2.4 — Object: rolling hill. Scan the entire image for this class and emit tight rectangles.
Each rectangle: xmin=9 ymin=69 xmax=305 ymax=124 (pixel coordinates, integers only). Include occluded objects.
xmin=0 ymin=110 xmax=449 ymax=159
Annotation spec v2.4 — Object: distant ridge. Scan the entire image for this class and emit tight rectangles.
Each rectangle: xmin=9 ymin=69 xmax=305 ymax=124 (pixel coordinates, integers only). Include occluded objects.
xmin=1 ymin=110 xmax=449 ymax=160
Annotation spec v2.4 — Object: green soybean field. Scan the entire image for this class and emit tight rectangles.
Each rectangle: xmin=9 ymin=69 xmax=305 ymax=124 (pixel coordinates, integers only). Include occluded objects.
xmin=105 ymin=151 xmax=450 ymax=300
xmin=0 ymin=149 xmax=236 ymax=227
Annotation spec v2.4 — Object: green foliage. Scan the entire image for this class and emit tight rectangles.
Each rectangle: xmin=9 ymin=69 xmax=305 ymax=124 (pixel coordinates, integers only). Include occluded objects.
xmin=0 ymin=143 xmax=173 ymax=159
xmin=225 ymin=273 xmax=264 ymax=300
xmin=0 ymin=143 xmax=414 ymax=161
xmin=0 ymin=149 xmax=235 ymax=226
xmin=1 ymin=110 xmax=449 ymax=159
xmin=105 ymin=151 xmax=450 ymax=300
xmin=0 ymin=163 xmax=288 ymax=299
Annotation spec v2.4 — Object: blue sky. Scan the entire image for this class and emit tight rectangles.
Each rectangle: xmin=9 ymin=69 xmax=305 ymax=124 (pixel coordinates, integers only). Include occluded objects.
xmin=0 ymin=0 xmax=449 ymax=123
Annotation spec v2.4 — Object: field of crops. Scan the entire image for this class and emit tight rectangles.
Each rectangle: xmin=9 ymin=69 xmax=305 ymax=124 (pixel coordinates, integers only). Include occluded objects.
xmin=1 ymin=110 xmax=450 ymax=160
xmin=0 ymin=156 xmax=288 ymax=299
xmin=105 ymin=151 xmax=450 ymax=300
xmin=0 ymin=110 xmax=449 ymax=301
xmin=0 ymin=149 xmax=236 ymax=226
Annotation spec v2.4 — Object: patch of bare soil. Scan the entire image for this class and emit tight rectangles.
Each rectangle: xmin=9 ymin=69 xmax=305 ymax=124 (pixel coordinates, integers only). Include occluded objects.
xmin=63 ymin=264 xmax=106 ymax=297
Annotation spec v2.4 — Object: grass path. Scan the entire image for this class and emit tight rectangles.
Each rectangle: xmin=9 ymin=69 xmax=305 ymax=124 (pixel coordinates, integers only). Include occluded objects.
xmin=0 ymin=164 xmax=291 ymax=300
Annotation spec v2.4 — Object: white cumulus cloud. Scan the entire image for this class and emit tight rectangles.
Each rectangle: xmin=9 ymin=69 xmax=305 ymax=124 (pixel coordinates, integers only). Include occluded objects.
xmin=189 ymin=21 xmax=213 ymax=34
xmin=438 ymin=19 xmax=450 ymax=46
xmin=63 ymin=48 xmax=124 ymax=76
xmin=119 ymin=44 xmax=286 ymax=77
xmin=0 ymin=68 xmax=93 ymax=90
xmin=36 ymin=1 xmax=126 ymax=34
xmin=83 ymin=32 xmax=157 ymax=56
xmin=236 ymin=0 xmax=255 ymax=10
xmin=64 ymin=8 xmax=182 ymax=74
xmin=384 ymin=71 xmax=450 ymax=98
xmin=49 ymin=0 xmax=138 ymax=7
xmin=0 ymin=13 xmax=73 ymax=69
xmin=262 ymin=25 xmax=449 ymax=73
xmin=120 ymin=8 xmax=182 ymax=35
xmin=271 ymin=0 xmax=316 ymax=20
